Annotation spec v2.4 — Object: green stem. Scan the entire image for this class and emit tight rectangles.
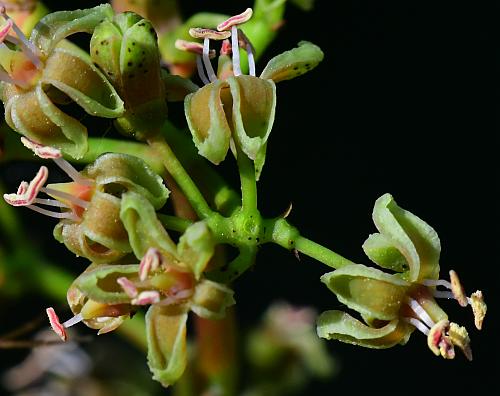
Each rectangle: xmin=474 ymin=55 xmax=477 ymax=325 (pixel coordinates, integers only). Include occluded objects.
xmin=147 ymin=134 xmax=213 ymax=219
xmin=270 ymin=218 xmax=353 ymax=269
xmin=207 ymin=246 xmax=257 ymax=283
xmin=236 ymin=147 xmax=258 ymax=215
xmin=157 ymin=213 xmax=193 ymax=233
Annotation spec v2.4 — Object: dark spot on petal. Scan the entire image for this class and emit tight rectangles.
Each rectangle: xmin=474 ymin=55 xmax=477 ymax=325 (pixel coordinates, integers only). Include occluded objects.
xmin=107 ymin=71 xmax=113 ymax=76
xmin=142 ymin=50 xmax=145 ymax=55
xmin=128 ymin=61 xmax=133 ymax=67
xmin=138 ymin=22 xmax=145 ymax=27
xmin=132 ymin=42 xmax=136 ymax=46
xmin=293 ymin=66 xmax=299 ymax=70
xmin=248 ymin=237 xmax=252 ymax=240
xmin=95 ymin=50 xmax=99 ymax=55
xmin=305 ymin=63 xmax=311 ymax=67
xmin=128 ymin=48 xmax=131 ymax=52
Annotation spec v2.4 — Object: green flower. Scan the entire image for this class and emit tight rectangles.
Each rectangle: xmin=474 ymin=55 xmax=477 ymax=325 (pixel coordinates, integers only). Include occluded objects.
xmin=46 ymin=214 xmax=235 ymax=388
xmin=317 ymin=193 xmax=486 ymax=360
xmin=3 ymin=139 xmax=168 ymax=263
xmin=177 ymin=8 xmax=324 ymax=176
xmin=0 ymin=4 xmax=124 ymax=159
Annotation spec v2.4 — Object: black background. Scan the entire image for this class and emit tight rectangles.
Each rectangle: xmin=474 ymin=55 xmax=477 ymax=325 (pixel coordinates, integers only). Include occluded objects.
xmin=1 ymin=0 xmax=496 ymax=394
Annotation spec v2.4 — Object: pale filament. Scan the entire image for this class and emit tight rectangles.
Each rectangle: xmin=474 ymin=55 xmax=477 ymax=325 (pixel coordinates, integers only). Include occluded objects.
xmin=52 ymin=157 xmax=94 ymax=186
xmin=41 ymin=186 xmax=90 ymax=209
xmin=407 ymin=297 xmax=435 ymax=329
xmin=26 ymin=204 xmax=79 ymax=221
xmin=403 ymin=317 xmax=430 ymax=336
xmin=196 ymin=55 xmax=210 ymax=85
xmin=231 ymin=25 xmax=241 ymax=76
xmin=202 ymin=37 xmax=217 ymax=82
xmin=33 ymin=197 xmax=70 ymax=208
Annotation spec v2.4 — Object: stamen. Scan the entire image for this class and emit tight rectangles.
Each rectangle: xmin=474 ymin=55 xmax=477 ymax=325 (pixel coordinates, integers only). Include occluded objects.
xmin=3 ymin=166 xmax=48 ymax=206
xmin=449 ymin=322 xmax=472 ymax=361
xmin=231 ymin=26 xmax=241 ymax=76
xmin=237 ymin=29 xmax=256 ymax=76
xmin=449 ymin=270 xmax=468 ymax=307
xmin=0 ymin=6 xmax=42 ymax=69
xmin=117 ymin=277 xmax=138 ymax=298
xmin=407 ymin=297 xmax=435 ymax=329
xmin=174 ymin=39 xmax=216 ymax=58
xmin=196 ymin=55 xmax=210 ymax=85
xmin=62 ymin=313 xmax=83 ymax=328
xmin=33 ymin=198 xmax=70 ymax=208
xmin=189 ymin=28 xmax=231 ymax=40
xmin=53 ymin=157 xmax=94 ymax=186
xmin=421 ymin=279 xmax=452 ymax=288
xmin=432 ymin=290 xmax=455 ymax=300
xmin=427 ymin=319 xmax=455 ymax=359
xmin=0 ymin=18 xmax=12 ymax=42
xmin=139 ymin=247 xmax=162 ymax=281
xmin=41 ymin=187 xmax=90 ymax=210
xmin=131 ymin=290 xmax=160 ymax=305
xmin=403 ymin=317 xmax=430 ymax=335
xmin=469 ymin=290 xmax=486 ymax=330
xmin=26 ymin=204 xmax=79 ymax=221
xmin=202 ymin=37 xmax=217 ymax=82
xmin=217 ymin=8 xmax=253 ymax=32
xmin=46 ymin=307 xmax=67 ymax=342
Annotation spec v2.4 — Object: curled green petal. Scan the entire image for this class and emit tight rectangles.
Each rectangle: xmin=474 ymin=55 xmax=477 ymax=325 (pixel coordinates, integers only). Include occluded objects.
xmin=178 ymin=221 xmax=215 ymax=280
xmin=162 ymin=72 xmax=199 ymax=102
xmin=146 ymin=305 xmax=188 ymax=387
xmin=373 ymin=193 xmax=441 ymax=282
xmin=31 ymin=4 xmax=114 ymax=55
xmin=42 ymin=48 xmax=124 ymax=118
xmin=120 ymin=191 xmax=177 ymax=260
xmin=75 ymin=264 xmax=139 ymax=304
xmin=317 ymin=310 xmax=411 ymax=349
xmin=260 ymin=41 xmax=324 ymax=83
xmin=191 ymin=280 xmax=235 ymax=320
xmin=321 ymin=264 xmax=409 ymax=321
xmin=228 ymin=75 xmax=276 ymax=160
xmin=362 ymin=233 xmax=409 ymax=272
xmin=83 ymin=153 xmax=168 ymax=209
xmin=184 ymin=80 xmax=232 ymax=164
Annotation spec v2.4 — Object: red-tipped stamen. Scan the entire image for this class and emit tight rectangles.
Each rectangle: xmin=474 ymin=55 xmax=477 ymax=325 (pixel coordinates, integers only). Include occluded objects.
xmin=46 ymin=307 xmax=67 ymax=342
xmin=139 ymin=247 xmax=162 ymax=281
xmin=231 ymin=26 xmax=241 ymax=76
xmin=217 ymin=8 xmax=253 ymax=32
xmin=0 ymin=18 xmax=13 ymax=42
xmin=117 ymin=277 xmax=138 ymax=298
xmin=221 ymin=39 xmax=232 ymax=56
xmin=189 ymin=27 xmax=231 ymax=41
xmin=3 ymin=166 xmax=48 ymax=206
xmin=131 ymin=290 xmax=160 ymax=305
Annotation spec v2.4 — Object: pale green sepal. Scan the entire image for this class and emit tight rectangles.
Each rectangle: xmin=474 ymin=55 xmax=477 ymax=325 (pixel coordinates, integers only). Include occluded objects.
xmin=42 ymin=48 xmax=124 ymax=118
xmin=84 ymin=153 xmax=168 ymax=209
xmin=373 ymin=193 xmax=441 ymax=282
xmin=75 ymin=264 xmax=139 ymax=304
xmin=184 ymin=81 xmax=231 ymax=165
xmin=321 ymin=264 xmax=409 ymax=321
xmin=228 ymin=76 xmax=276 ymax=160
xmin=317 ymin=310 xmax=403 ymax=348
xmin=177 ymin=221 xmax=214 ymax=280
xmin=120 ymin=191 xmax=177 ymax=260
xmin=31 ymin=4 xmax=114 ymax=55
xmin=362 ymin=233 xmax=409 ymax=272
xmin=191 ymin=280 xmax=235 ymax=320
xmin=146 ymin=305 xmax=188 ymax=387
xmin=260 ymin=41 xmax=324 ymax=83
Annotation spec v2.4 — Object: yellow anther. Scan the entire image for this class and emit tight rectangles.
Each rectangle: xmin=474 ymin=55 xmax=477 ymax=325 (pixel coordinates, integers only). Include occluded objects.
xmin=449 ymin=322 xmax=472 ymax=361
xmin=449 ymin=270 xmax=468 ymax=307
xmin=189 ymin=28 xmax=231 ymax=40
xmin=470 ymin=290 xmax=486 ymax=330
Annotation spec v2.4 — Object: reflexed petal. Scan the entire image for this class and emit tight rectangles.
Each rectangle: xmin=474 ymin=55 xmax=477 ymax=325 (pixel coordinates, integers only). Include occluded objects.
xmin=3 ymin=86 xmax=88 ymax=159
xmin=362 ymin=233 xmax=409 ymax=272
xmin=42 ymin=47 xmax=124 ymax=118
xmin=31 ymin=4 xmax=114 ymax=55
xmin=260 ymin=41 xmax=324 ymax=83
xmin=321 ymin=264 xmax=409 ymax=321
xmin=373 ymin=193 xmax=441 ymax=282
xmin=120 ymin=191 xmax=177 ymax=260
xmin=317 ymin=310 xmax=412 ymax=348
xmin=178 ymin=221 xmax=215 ymax=280
xmin=83 ymin=153 xmax=169 ymax=210
xmin=75 ymin=264 xmax=140 ymax=304
xmin=184 ymin=80 xmax=232 ymax=164
xmin=191 ymin=280 xmax=235 ymax=320
xmin=146 ymin=305 xmax=188 ymax=387
xmin=227 ymin=75 xmax=276 ymax=160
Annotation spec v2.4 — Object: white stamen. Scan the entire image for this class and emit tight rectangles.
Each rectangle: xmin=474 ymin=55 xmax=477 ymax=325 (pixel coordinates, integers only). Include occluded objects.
xmin=403 ymin=317 xmax=430 ymax=335
xmin=53 ymin=157 xmax=94 ymax=186
xmin=407 ymin=297 xmax=435 ymax=329
xmin=41 ymin=187 xmax=90 ymax=209
xmin=196 ymin=55 xmax=210 ymax=85
xmin=422 ymin=279 xmax=452 ymax=289
xmin=34 ymin=198 xmax=70 ymax=208
xmin=26 ymin=204 xmax=79 ymax=221
xmin=433 ymin=290 xmax=456 ymax=300
xmin=247 ymin=43 xmax=256 ymax=76
xmin=62 ymin=313 xmax=83 ymax=328
xmin=202 ymin=37 xmax=217 ymax=82
xmin=231 ymin=26 xmax=241 ymax=76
